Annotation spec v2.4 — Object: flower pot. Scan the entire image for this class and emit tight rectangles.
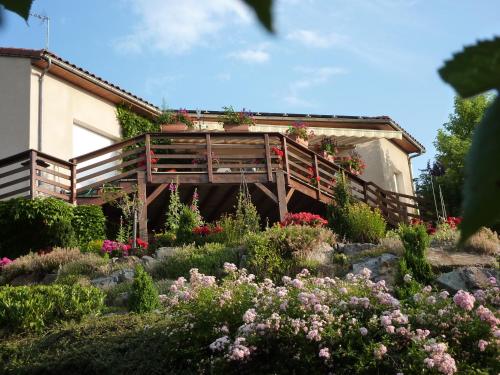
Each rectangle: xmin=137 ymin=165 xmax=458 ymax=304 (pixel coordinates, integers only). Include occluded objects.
xmin=289 ymin=134 xmax=309 ymax=148
xmin=161 ymin=122 xmax=188 ymax=132
xmin=223 ymin=123 xmax=250 ymax=132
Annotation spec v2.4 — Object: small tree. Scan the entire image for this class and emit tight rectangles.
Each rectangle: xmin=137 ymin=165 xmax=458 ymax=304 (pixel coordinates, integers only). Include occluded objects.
xmin=397 ymin=224 xmax=433 ymax=285
xmin=128 ymin=265 xmax=160 ymax=313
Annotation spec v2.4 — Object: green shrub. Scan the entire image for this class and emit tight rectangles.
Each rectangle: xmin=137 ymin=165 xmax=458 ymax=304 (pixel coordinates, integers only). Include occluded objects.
xmin=175 ymin=205 xmax=199 ymax=245
xmin=105 ymin=281 xmax=133 ymax=306
xmin=0 ymin=284 xmax=104 ymax=332
xmin=72 ymin=205 xmax=106 ymax=249
xmin=245 ymin=225 xmax=336 ymax=280
xmin=0 ymin=248 xmax=88 ymax=285
xmin=0 ymin=198 xmax=77 ymax=258
xmin=152 ymin=242 xmax=239 ymax=280
xmin=56 ymin=254 xmax=108 ymax=281
xmin=397 ymin=224 xmax=433 ymax=285
xmin=82 ymin=239 xmax=104 ymax=254
xmin=345 ymin=203 xmax=386 ymax=243
xmin=128 ymin=265 xmax=160 ymax=313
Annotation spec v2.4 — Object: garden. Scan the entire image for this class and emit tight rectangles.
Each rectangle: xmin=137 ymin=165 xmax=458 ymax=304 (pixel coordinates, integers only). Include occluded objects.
xmin=0 ymin=177 xmax=498 ymax=374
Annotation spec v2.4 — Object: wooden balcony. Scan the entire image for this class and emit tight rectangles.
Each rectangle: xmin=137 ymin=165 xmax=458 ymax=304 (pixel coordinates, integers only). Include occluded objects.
xmin=0 ymin=132 xmax=422 ymax=238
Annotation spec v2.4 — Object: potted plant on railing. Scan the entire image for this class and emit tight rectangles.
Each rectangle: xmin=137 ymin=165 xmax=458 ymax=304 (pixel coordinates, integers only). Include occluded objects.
xmin=286 ymin=121 xmax=314 ymax=148
xmin=220 ymin=106 xmax=255 ymax=132
xmin=159 ymin=108 xmax=195 ymax=132
xmin=335 ymin=151 xmax=366 ymax=176
xmin=321 ymin=137 xmax=338 ymax=162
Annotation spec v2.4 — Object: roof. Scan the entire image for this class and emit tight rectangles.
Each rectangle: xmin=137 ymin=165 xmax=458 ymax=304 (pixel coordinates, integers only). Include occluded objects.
xmin=0 ymin=47 xmax=160 ymax=117
xmin=0 ymin=47 xmax=424 ymax=154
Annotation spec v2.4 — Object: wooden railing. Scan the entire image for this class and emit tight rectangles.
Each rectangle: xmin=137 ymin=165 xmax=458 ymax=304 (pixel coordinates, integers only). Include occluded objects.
xmin=0 ymin=149 xmax=74 ymax=202
xmin=0 ymin=132 xmax=421 ymax=224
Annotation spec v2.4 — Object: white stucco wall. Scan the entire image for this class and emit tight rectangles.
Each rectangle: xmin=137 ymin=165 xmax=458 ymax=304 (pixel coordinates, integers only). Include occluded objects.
xmin=29 ymin=67 xmax=121 ymax=160
xmin=355 ymin=138 xmax=414 ymax=196
xmin=0 ymin=57 xmax=31 ymax=159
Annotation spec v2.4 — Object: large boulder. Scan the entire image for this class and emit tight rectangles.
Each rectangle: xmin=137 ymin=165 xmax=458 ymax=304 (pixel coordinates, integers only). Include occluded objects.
xmin=352 ymin=253 xmax=399 ymax=286
xmin=436 ymin=267 xmax=499 ymax=293
xmin=91 ymin=268 xmax=135 ymax=289
xmin=305 ymin=242 xmax=334 ymax=264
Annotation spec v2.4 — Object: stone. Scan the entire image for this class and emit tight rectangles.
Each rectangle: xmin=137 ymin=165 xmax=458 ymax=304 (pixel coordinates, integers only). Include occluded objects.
xmin=112 ymin=292 xmax=129 ymax=307
xmin=305 ymin=242 xmax=334 ymax=264
xmin=338 ymin=243 xmax=378 ymax=257
xmin=10 ymin=273 xmax=40 ymax=286
xmin=111 ymin=268 xmax=135 ymax=283
xmin=352 ymin=253 xmax=399 ymax=286
xmin=437 ymin=267 xmax=499 ymax=293
xmin=91 ymin=275 xmax=119 ymax=288
xmin=141 ymin=255 xmax=160 ymax=271
xmin=40 ymin=273 xmax=58 ymax=285
xmin=155 ymin=247 xmax=178 ymax=260
xmin=112 ymin=256 xmax=141 ymax=267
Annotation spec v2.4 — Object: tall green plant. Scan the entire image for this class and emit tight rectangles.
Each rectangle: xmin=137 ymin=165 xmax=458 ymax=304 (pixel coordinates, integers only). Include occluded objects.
xmin=128 ymin=265 xmax=160 ymax=313
xmin=165 ymin=182 xmax=182 ymax=232
xmin=397 ymin=224 xmax=433 ymax=285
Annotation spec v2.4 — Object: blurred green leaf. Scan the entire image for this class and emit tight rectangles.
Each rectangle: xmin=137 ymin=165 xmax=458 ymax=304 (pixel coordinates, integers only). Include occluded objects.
xmin=0 ymin=0 xmax=33 ymax=22
xmin=242 ymin=0 xmax=274 ymax=33
xmin=459 ymin=95 xmax=500 ymax=243
xmin=439 ymin=37 xmax=500 ymax=98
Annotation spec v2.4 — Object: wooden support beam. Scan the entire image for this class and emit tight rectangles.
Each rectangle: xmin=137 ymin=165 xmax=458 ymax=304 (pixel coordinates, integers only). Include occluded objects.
xmin=137 ymin=171 xmax=148 ymax=241
xmin=146 ymin=184 xmax=168 ymax=206
xmin=70 ymin=163 xmax=77 ymax=204
xmin=206 ymin=134 xmax=213 ymax=183
xmin=29 ymin=150 xmax=37 ymax=199
xmin=254 ymin=182 xmax=278 ymax=204
xmin=145 ymin=134 xmax=152 ymax=183
xmin=264 ymin=134 xmax=273 ymax=182
xmin=281 ymin=136 xmax=291 ymax=186
xmin=276 ymin=170 xmax=288 ymax=222
xmin=286 ymin=188 xmax=295 ymax=204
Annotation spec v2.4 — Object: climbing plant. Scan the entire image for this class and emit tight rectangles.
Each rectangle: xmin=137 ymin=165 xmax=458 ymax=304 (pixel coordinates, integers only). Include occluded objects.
xmin=116 ymin=104 xmax=160 ymax=140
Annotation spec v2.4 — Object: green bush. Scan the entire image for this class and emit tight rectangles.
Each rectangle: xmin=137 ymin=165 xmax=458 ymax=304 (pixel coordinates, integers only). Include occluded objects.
xmin=72 ymin=205 xmax=106 ymax=249
xmin=0 ymin=284 xmax=104 ymax=332
xmin=0 ymin=198 xmax=107 ymax=258
xmin=128 ymin=265 xmax=160 ymax=313
xmin=344 ymin=203 xmax=386 ymax=243
xmin=152 ymin=243 xmax=239 ymax=280
xmin=245 ymin=225 xmax=336 ymax=280
xmin=175 ymin=205 xmax=199 ymax=245
xmin=397 ymin=224 xmax=433 ymax=285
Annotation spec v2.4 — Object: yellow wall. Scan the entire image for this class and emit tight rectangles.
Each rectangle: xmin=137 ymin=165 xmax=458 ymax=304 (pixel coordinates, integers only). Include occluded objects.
xmin=0 ymin=57 xmax=31 ymax=159
xmin=29 ymin=67 xmax=121 ymax=160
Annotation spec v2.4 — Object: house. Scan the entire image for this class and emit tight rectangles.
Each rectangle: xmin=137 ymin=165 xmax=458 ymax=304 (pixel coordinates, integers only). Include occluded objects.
xmin=0 ymin=48 xmax=425 ymax=236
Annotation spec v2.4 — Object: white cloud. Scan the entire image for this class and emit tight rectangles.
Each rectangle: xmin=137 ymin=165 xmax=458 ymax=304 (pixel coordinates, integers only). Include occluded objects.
xmin=283 ymin=66 xmax=346 ymax=108
xmin=286 ymin=29 xmax=347 ymax=48
xmin=228 ymin=48 xmax=270 ymax=63
xmin=116 ymin=0 xmax=252 ymax=54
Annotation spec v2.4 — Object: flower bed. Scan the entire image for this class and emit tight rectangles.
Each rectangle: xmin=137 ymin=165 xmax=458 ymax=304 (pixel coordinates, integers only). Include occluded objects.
xmin=162 ymin=266 xmax=499 ymax=374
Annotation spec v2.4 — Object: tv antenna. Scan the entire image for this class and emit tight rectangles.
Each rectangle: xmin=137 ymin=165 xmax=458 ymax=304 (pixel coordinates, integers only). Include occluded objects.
xmin=30 ymin=13 xmax=50 ymax=50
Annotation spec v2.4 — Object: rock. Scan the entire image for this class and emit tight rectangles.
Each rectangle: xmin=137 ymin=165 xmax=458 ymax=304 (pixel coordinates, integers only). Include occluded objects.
xmin=112 ymin=256 xmax=141 ymax=267
xmin=111 ymin=268 xmax=135 ymax=283
xmin=10 ymin=273 xmax=40 ymax=286
xmin=352 ymin=253 xmax=399 ymax=286
xmin=155 ymin=247 xmax=178 ymax=260
xmin=305 ymin=242 xmax=334 ymax=264
xmin=427 ymin=248 xmax=497 ymax=269
xmin=40 ymin=273 xmax=58 ymax=285
xmin=437 ymin=267 xmax=499 ymax=293
xmin=112 ymin=292 xmax=129 ymax=307
xmin=338 ymin=243 xmax=378 ymax=257
xmin=141 ymin=255 xmax=159 ymax=271
xmin=91 ymin=275 xmax=119 ymax=288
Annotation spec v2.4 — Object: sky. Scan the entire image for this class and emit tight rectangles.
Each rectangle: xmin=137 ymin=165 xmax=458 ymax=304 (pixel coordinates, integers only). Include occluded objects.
xmin=1 ymin=0 xmax=499 ymax=174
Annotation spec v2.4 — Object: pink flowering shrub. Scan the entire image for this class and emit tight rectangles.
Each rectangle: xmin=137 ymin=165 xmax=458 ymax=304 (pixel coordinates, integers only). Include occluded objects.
xmin=0 ymin=257 xmax=13 ymax=268
xmin=159 ymin=266 xmax=499 ymax=374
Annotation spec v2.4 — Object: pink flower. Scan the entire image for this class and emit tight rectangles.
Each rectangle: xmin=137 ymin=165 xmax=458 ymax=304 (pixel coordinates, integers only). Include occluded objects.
xmin=360 ymin=327 xmax=368 ymax=336
xmin=374 ymin=344 xmax=387 ymax=359
xmin=243 ymin=308 xmax=257 ymax=324
xmin=319 ymin=347 xmax=330 ymax=359
xmin=453 ymin=290 xmax=476 ymax=311
xmin=223 ymin=262 xmax=238 ymax=273
xmin=477 ymin=339 xmax=488 ymax=352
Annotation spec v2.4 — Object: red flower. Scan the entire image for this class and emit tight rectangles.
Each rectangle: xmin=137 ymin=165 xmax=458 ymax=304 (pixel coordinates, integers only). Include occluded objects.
xmin=280 ymin=212 xmax=328 ymax=227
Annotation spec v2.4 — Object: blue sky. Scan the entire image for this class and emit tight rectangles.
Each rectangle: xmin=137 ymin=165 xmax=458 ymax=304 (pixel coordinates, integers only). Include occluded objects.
xmin=1 ymin=0 xmax=499 ymax=173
